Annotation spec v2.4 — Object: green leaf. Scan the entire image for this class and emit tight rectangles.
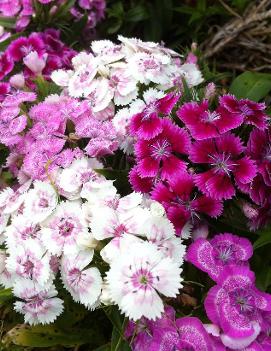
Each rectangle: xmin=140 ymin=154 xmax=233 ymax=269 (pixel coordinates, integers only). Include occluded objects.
xmin=126 ymin=5 xmax=149 ymax=22
xmin=229 ymin=72 xmax=271 ymax=101
xmin=0 ymin=16 xmax=16 ymax=28
xmin=94 ymin=345 xmax=111 ymax=351
xmin=4 ymin=324 xmax=100 ymax=348
xmin=0 ymin=288 xmax=13 ymax=304
xmin=254 ymin=226 xmax=271 ymax=250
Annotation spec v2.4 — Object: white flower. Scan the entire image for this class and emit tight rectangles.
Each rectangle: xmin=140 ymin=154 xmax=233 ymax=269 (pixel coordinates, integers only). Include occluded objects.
xmin=85 ymin=77 xmax=114 ymax=113
xmin=179 ymin=63 xmax=204 ymax=87
xmin=61 ymin=251 xmax=102 ymax=308
xmin=141 ymin=214 xmax=186 ymax=265
xmin=68 ymin=63 xmax=98 ymax=98
xmin=81 ymin=179 xmax=117 ymax=206
xmin=5 ymin=215 xmax=40 ymax=247
xmin=40 ymin=200 xmax=88 ymax=256
xmin=58 ymin=157 xmax=102 ymax=199
xmin=110 ymin=67 xmax=138 ymax=106
xmin=106 ymin=241 xmax=182 ymax=320
xmin=91 ymin=40 xmax=125 ymax=64
xmin=51 ymin=69 xmax=73 ymax=87
xmin=72 ymin=52 xmax=96 ymax=70
xmin=23 ymin=181 xmax=58 ymax=223
xmin=6 ymin=238 xmax=51 ymax=287
xmin=23 ymin=51 xmax=47 ymax=75
xmin=14 ymin=281 xmax=63 ymax=325
xmin=129 ymin=52 xmax=170 ymax=85
xmin=90 ymin=192 xmax=147 ymax=241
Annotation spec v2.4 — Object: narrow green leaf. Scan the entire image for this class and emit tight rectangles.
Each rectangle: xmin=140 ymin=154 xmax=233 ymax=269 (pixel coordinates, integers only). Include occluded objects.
xmin=0 ymin=288 xmax=13 ymax=304
xmin=229 ymin=72 xmax=271 ymax=101
xmin=254 ymin=226 xmax=271 ymax=250
xmin=0 ymin=16 xmax=16 ymax=28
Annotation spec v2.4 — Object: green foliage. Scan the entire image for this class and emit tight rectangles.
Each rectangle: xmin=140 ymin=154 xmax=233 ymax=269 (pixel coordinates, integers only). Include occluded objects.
xmin=254 ymin=226 xmax=271 ymax=250
xmin=229 ymin=72 xmax=271 ymax=101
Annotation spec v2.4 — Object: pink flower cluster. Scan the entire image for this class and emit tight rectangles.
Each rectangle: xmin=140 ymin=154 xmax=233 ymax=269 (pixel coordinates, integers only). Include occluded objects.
xmin=187 ymin=233 xmax=271 ymax=350
xmin=0 ymin=30 xmax=76 ymax=91
xmin=0 ymin=0 xmax=105 ymax=32
xmin=129 ymin=93 xmax=269 ymax=234
xmin=0 ymin=93 xmax=118 ymax=182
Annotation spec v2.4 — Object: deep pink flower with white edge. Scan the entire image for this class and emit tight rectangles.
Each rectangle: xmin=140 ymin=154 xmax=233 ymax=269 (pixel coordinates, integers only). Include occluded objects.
xmin=151 ymin=172 xmax=223 ymax=234
xmin=190 ymin=133 xmax=257 ymax=200
xmin=7 ymin=33 xmax=45 ymax=62
xmin=61 ymin=251 xmax=102 ymax=309
xmin=135 ymin=118 xmax=191 ymax=180
xmin=106 ymin=241 xmax=182 ymax=321
xmin=177 ymin=100 xmax=243 ymax=140
xmin=129 ymin=165 xmax=154 ymax=193
xmin=205 ymin=266 xmax=271 ymax=349
xmin=219 ymin=94 xmax=268 ymax=130
xmin=130 ymin=92 xmax=180 ymax=140
xmin=0 ymin=52 xmax=14 ymax=80
xmin=186 ymin=232 xmax=253 ymax=282
xmin=247 ymin=127 xmax=271 ymax=187
xmin=13 ymin=281 xmax=63 ymax=325
xmin=40 ymin=200 xmax=88 ymax=256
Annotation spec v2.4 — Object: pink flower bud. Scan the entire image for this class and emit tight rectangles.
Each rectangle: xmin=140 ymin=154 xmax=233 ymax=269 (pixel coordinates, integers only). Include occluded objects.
xmin=9 ymin=73 xmax=25 ymax=89
xmin=23 ymin=51 xmax=48 ymax=75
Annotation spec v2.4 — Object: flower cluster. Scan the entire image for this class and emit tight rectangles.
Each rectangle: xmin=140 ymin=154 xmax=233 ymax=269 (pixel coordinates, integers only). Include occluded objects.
xmin=0 ymin=156 xmax=185 ymax=324
xmin=0 ymin=93 xmax=118 ymax=181
xmin=129 ymin=93 xmax=269 ymax=235
xmin=0 ymin=0 xmax=105 ymax=32
xmin=52 ymin=36 xmax=203 ymax=152
xmin=0 ymin=30 xmax=76 ymax=91
xmin=187 ymin=232 xmax=271 ymax=349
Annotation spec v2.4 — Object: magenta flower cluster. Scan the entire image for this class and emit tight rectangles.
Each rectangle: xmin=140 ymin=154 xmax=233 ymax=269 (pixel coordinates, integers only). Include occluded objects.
xmin=129 ymin=93 xmax=269 ymax=234
xmin=187 ymin=232 xmax=271 ymax=349
xmin=0 ymin=0 xmax=105 ymax=32
xmin=0 ymin=30 xmax=76 ymax=93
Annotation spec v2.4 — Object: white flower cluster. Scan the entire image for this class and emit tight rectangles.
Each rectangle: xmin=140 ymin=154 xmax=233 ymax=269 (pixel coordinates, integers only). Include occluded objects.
xmin=0 ymin=156 xmax=186 ymax=324
xmin=52 ymin=36 xmax=203 ymax=154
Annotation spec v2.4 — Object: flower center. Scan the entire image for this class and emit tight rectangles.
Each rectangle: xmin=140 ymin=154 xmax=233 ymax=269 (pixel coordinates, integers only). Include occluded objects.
xmin=143 ymin=58 xmax=159 ymax=70
xmin=113 ymin=223 xmax=127 ymax=237
xmin=209 ymin=152 xmax=236 ymax=176
xmin=214 ymin=244 xmax=234 ymax=264
xmin=58 ymin=219 xmax=74 ymax=237
xmin=23 ymin=258 xmax=35 ymax=278
xmin=38 ymin=197 xmax=49 ymax=208
xmin=231 ymin=288 xmax=255 ymax=314
xmin=68 ymin=268 xmax=82 ymax=286
xmin=151 ymin=139 xmax=172 ymax=160
xmin=131 ymin=268 xmax=153 ymax=289
xmin=142 ymin=102 xmax=158 ymax=120
xmin=202 ymin=111 xmax=220 ymax=123
xmin=240 ymin=104 xmax=253 ymax=116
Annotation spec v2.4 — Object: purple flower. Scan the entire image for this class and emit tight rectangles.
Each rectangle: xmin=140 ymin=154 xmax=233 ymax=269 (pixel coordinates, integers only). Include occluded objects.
xmin=190 ymin=133 xmax=257 ymax=200
xmin=186 ymin=233 xmax=253 ymax=282
xmin=205 ymin=266 xmax=271 ymax=348
xmin=130 ymin=92 xmax=180 ymax=140
xmin=135 ymin=118 xmax=191 ymax=180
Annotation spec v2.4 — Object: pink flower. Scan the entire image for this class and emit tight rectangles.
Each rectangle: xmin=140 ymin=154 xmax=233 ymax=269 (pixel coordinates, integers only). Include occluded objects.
xmin=151 ymin=172 xmax=223 ymax=234
xmin=0 ymin=52 xmax=14 ymax=80
xmin=130 ymin=92 xmax=180 ymax=140
xmin=247 ymin=127 xmax=271 ymax=186
xmin=7 ymin=33 xmax=45 ymax=62
xmin=135 ymin=118 xmax=191 ymax=180
xmin=187 ymin=232 xmax=253 ymax=282
xmin=190 ymin=134 xmax=257 ymax=200
xmin=219 ymin=94 xmax=268 ymax=130
xmin=205 ymin=266 xmax=271 ymax=348
xmin=177 ymin=100 xmax=243 ymax=140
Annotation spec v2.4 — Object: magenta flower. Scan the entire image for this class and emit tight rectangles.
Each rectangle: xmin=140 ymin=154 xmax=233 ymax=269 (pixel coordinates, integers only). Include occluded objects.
xmin=186 ymin=233 xmax=253 ymax=282
xmin=7 ymin=34 xmax=45 ymax=62
xmin=177 ymin=99 xmax=243 ymax=140
xmin=247 ymin=127 xmax=271 ymax=186
xmin=0 ymin=52 xmax=14 ymax=80
xmin=129 ymin=166 xmax=154 ymax=193
xmin=135 ymin=118 xmax=191 ymax=180
xmin=190 ymin=133 xmax=257 ymax=200
xmin=205 ymin=266 xmax=271 ymax=348
xmin=219 ymin=94 xmax=268 ymax=130
xmin=0 ymin=82 xmax=10 ymax=102
xmin=151 ymin=172 xmax=223 ymax=233
xmin=130 ymin=92 xmax=180 ymax=140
